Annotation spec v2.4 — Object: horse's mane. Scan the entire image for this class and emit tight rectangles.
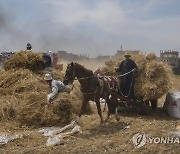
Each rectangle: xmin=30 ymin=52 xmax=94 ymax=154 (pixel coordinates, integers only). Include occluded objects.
xmin=74 ymin=62 xmax=93 ymax=75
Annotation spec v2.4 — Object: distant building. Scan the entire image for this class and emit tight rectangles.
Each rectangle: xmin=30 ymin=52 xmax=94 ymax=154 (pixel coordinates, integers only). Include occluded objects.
xmin=57 ymin=51 xmax=89 ymax=61
xmin=114 ymin=49 xmax=140 ymax=58
xmin=159 ymin=50 xmax=180 ymax=74
xmin=113 ymin=45 xmax=140 ymax=57
xmin=0 ymin=52 xmax=14 ymax=64
xmin=94 ymin=55 xmax=111 ymax=61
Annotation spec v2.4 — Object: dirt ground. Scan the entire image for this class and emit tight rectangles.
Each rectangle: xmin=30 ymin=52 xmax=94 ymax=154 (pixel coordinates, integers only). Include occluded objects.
xmin=0 ymin=76 xmax=180 ymax=154
xmin=0 ymin=106 xmax=180 ymax=154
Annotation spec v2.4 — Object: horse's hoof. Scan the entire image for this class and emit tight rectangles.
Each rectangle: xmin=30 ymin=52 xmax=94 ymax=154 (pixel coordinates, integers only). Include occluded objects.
xmin=115 ymin=116 xmax=120 ymax=121
xmin=100 ymin=119 xmax=104 ymax=124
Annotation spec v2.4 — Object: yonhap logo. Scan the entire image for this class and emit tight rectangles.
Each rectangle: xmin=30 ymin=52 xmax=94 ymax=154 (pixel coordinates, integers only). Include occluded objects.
xmin=132 ymin=133 xmax=180 ymax=148
xmin=132 ymin=133 xmax=146 ymax=148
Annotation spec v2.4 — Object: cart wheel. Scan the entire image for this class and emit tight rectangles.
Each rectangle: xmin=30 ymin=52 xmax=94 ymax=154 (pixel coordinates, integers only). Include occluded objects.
xmin=150 ymin=99 xmax=157 ymax=109
xmin=140 ymin=101 xmax=150 ymax=115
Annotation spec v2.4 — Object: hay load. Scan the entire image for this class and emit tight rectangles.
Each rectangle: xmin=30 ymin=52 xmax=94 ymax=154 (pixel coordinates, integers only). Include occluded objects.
xmin=103 ymin=53 xmax=173 ymax=101
xmin=145 ymin=52 xmax=157 ymax=61
xmin=0 ymin=51 xmax=81 ymax=127
xmin=134 ymin=60 xmax=173 ymax=100
xmin=102 ymin=57 xmax=123 ymax=76
xmin=3 ymin=50 xmax=45 ymax=72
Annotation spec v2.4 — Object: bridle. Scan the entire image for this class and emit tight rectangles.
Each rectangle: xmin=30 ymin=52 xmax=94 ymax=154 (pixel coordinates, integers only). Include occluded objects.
xmin=64 ymin=65 xmax=76 ymax=84
xmin=65 ymin=64 xmax=95 ymax=84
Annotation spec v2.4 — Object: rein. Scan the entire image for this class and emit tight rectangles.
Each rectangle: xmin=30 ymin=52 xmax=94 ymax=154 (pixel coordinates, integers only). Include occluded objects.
xmin=119 ymin=71 xmax=135 ymax=98
xmin=73 ymin=69 xmax=135 ymax=81
xmin=70 ymin=67 xmax=98 ymax=95
xmin=74 ymin=76 xmax=95 ymax=81
xmin=117 ymin=69 xmax=135 ymax=77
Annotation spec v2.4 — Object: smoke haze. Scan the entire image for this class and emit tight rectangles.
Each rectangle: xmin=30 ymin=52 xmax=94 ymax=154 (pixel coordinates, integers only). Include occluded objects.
xmin=0 ymin=0 xmax=180 ymax=57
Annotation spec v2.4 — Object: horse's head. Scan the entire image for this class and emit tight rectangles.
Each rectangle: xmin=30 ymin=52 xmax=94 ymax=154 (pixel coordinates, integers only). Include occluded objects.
xmin=63 ymin=62 xmax=76 ymax=85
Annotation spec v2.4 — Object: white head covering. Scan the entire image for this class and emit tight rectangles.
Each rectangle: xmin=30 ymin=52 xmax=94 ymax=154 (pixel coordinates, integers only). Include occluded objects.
xmin=47 ymin=50 xmax=53 ymax=56
xmin=44 ymin=73 xmax=53 ymax=81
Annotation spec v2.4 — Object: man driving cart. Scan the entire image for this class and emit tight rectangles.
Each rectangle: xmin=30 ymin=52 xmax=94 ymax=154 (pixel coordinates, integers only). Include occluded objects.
xmin=115 ymin=52 xmax=137 ymax=100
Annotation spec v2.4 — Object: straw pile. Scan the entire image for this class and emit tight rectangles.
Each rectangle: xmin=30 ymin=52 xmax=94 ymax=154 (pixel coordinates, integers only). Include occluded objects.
xmin=102 ymin=53 xmax=173 ymax=101
xmin=145 ymin=53 xmax=157 ymax=61
xmin=0 ymin=51 xmax=82 ymax=127
xmin=3 ymin=50 xmax=45 ymax=72
xmin=102 ymin=57 xmax=123 ymax=76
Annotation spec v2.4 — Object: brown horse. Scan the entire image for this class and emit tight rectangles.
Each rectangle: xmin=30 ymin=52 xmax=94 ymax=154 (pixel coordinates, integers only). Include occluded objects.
xmin=63 ymin=62 xmax=108 ymax=123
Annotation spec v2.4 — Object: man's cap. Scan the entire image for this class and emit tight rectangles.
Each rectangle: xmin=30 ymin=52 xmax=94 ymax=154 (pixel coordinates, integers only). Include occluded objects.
xmin=124 ymin=52 xmax=131 ymax=56
xmin=44 ymin=73 xmax=53 ymax=81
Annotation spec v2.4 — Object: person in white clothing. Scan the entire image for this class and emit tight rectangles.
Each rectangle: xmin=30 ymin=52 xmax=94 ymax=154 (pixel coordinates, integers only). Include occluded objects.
xmin=44 ymin=73 xmax=72 ymax=104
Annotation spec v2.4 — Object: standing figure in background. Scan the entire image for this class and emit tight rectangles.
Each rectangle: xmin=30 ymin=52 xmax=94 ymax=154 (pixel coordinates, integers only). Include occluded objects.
xmin=26 ymin=43 xmax=32 ymax=51
xmin=43 ymin=51 xmax=53 ymax=72
xmin=115 ymin=52 xmax=137 ymax=100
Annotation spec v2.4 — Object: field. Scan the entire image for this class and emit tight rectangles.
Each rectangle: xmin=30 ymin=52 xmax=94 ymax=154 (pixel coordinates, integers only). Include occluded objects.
xmin=0 ymin=99 xmax=180 ymax=154
xmin=0 ymin=61 xmax=180 ymax=154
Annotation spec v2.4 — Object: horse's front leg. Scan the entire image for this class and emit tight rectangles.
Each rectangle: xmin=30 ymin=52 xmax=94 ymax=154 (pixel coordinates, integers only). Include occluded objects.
xmin=79 ymin=98 xmax=87 ymax=117
xmin=76 ymin=98 xmax=87 ymax=125
xmin=95 ymin=99 xmax=104 ymax=123
xmin=115 ymin=106 xmax=120 ymax=121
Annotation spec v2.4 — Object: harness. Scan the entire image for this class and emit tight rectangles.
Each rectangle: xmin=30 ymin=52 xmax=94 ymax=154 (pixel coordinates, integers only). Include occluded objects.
xmin=68 ymin=68 xmax=135 ymax=94
xmin=103 ymin=76 xmax=119 ymax=92
xmin=66 ymin=66 xmax=135 ymax=101
xmin=72 ymin=69 xmax=135 ymax=80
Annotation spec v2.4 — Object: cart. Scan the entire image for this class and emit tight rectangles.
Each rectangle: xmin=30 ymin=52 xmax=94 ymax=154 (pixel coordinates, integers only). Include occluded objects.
xmin=103 ymin=76 xmax=157 ymax=117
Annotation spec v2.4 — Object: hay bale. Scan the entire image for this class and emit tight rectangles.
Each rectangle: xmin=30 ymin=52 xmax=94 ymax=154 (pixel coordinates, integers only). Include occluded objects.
xmin=3 ymin=50 xmax=45 ymax=72
xmin=0 ymin=92 xmax=81 ymax=127
xmin=0 ymin=69 xmax=47 ymax=94
xmin=137 ymin=61 xmax=173 ymax=100
xmin=51 ymin=69 xmax=64 ymax=80
xmin=0 ymin=67 xmax=81 ymax=127
xmin=16 ymin=92 xmax=76 ymax=127
xmin=146 ymin=53 xmax=157 ymax=61
xmin=102 ymin=53 xmax=173 ymax=101
xmin=102 ymin=57 xmax=123 ymax=76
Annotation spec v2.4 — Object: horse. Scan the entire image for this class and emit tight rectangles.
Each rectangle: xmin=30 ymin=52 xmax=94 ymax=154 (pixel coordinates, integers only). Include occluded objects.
xmin=63 ymin=62 xmax=108 ymax=123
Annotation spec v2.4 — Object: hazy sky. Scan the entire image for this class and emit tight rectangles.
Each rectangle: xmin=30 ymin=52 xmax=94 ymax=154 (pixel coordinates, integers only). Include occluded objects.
xmin=0 ymin=0 xmax=180 ymax=57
